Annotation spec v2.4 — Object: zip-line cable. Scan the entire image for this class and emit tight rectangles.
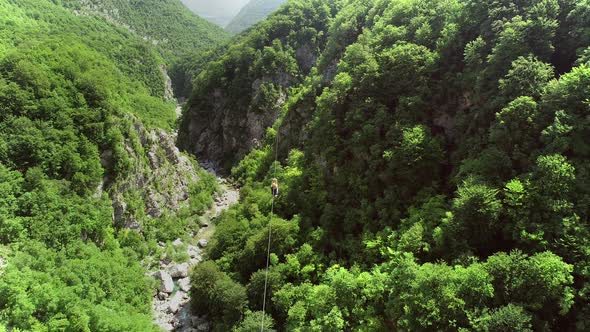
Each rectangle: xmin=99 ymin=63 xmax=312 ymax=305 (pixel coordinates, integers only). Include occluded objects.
xmin=260 ymin=125 xmax=280 ymax=332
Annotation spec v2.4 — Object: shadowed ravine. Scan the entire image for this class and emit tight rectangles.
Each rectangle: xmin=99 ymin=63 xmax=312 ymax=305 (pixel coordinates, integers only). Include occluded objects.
xmin=150 ymin=94 xmax=240 ymax=330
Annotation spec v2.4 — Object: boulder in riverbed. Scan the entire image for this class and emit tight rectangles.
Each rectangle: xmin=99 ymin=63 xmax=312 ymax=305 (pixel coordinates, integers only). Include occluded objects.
xmin=155 ymin=270 xmax=174 ymax=293
xmin=168 ymin=291 xmax=184 ymax=313
xmin=170 ymin=263 xmax=189 ymax=278
xmin=192 ymin=316 xmax=210 ymax=331
xmin=178 ymin=277 xmax=191 ymax=292
xmin=188 ymin=245 xmax=201 ymax=258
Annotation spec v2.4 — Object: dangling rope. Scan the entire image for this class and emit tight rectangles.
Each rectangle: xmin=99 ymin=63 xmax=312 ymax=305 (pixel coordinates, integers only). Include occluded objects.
xmin=260 ymin=125 xmax=280 ymax=332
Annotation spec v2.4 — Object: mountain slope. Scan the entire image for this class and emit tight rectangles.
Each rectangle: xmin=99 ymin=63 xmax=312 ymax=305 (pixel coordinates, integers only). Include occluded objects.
xmin=69 ymin=0 xmax=231 ymax=98
xmin=0 ymin=1 xmax=219 ymax=330
xmin=69 ymin=0 xmax=230 ymax=62
xmin=179 ymin=0 xmax=590 ymax=330
xmin=179 ymin=0 xmax=336 ymax=170
xmin=225 ymin=0 xmax=288 ymax=34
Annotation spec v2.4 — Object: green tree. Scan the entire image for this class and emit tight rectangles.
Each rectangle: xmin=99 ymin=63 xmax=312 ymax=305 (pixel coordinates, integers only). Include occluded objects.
xmin=483 ymin=251 xmax=574 ymax=328
xmin=499 ymin=55 xmax=554 ymax=100
xmin=489 ymin=96 xmax=543 ymax=169
xmin=190 ymin=261 xmax=248 ymax=329
xmin=443 ymin=179 xmax=502 ymax=255
xmin=470 ymin=304 xmax=533 ymax=332
xmin=384 ymin=254 xmax=494 ymax=331
xmin=234 ymin=311 xmax=276 ymax=332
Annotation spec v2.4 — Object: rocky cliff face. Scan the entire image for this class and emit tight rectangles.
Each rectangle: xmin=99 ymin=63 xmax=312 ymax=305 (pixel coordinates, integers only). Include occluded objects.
xmin=180 ymin=73 xmax=291 ymax=172
xmin=177 ymin=0 xmax=336 ymax=172
xmin=102 ymin=117 xmax=200 ymax=230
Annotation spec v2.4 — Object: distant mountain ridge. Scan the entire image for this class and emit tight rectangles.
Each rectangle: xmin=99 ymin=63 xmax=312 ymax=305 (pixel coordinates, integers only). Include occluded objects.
xmin=225 ymin=0 xmax=287 ymax=33
xmin=70 ymin=0 xmax=230 ymax=62
xmin=180 ymin=0 xmax=250 ymax=27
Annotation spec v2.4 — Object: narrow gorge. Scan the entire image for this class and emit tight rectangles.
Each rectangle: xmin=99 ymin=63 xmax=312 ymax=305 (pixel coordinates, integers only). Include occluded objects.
xmin=152 ymin=178 xmax=239 ymax=331
xmin=2 ymin=0 xmax=590 ymax=331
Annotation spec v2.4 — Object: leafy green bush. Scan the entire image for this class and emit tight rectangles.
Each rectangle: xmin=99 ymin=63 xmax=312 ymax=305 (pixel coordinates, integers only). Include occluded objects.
xmin=483 ymin=251 xmax=574 ymax=324
xmin=234 ymin=311 xmax=276 ymax=332
xmin=190 ymin=261 xmax=248 ymax=329
xmin=470 ymin=304 xmax=533 ymax=332
xmin=0 ymin=241 xmax=157 ymax=331
xmin=189 ymin=168 xmax=220 ymax=214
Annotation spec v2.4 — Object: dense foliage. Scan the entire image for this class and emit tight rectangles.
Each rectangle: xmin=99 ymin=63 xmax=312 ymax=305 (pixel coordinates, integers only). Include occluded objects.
xmin=0 ymin=0 xmax=221 ymax=330
xmin=66 ymin=0 xmax=231 ymax=98
xmin=179 ymin=0 xmax=340 ymax=168
xmin=186 ymin=0 xmax=590 ymax=330
xmin=3 ymin=0 xmax=590 ymax=330
xmin=68 ymin=0 xmax=229 ymax=62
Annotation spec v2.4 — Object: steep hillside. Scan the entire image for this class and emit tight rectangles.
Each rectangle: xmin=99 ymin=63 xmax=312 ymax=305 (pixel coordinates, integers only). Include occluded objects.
xmin=68 ymin=0 xmax=231 ymax=98
xmin=0 ymin=1 xmax=218 ymax=330
xmin=69 ymin=0 xmax=230 ymax=63
xmin=225 ymin=0 xmax=287 ymax=34
xmin=179 ymin=0 xmax=338 ymax=170
xmin=180 ymin=0 xmax=250 ymax=27
xmin=179 ymin=0 xmax=590 ymax=330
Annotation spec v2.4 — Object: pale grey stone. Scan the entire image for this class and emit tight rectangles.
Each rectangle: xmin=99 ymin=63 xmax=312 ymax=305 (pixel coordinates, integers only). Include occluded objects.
xmin=155 ymin=270 xmax=174 ymax=293
xmin=178 ymin=277 xmax=191 ymax=292
xmin=170 ymin=263 xmax=189 ymax=278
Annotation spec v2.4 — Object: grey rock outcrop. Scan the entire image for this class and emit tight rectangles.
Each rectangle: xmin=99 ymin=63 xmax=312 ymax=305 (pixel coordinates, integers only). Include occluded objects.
xmin=108 ymin=118 xmax=200 ymax=231
xmin=179 ymin=71 xmax=294 ymax=172
xmin=187 ymin=245 xmax=201 ymax=259
xmin=161 ymin=65 xmax=175 ymax=101
xmin=192 ymin=317 xmax=210 ymax=332
xmin=170 ymin=263 xmax=189 ymax=278
xmin=178 ymin=278 xmax=191 ymax=292
xmin=155 ymin=270 xmax=174 ymax=293
xmin=168 ymin=291 xmax=185 ymax=313
xmin=296 ymin=42 xmax=318 ymax=72
xmin=112 ymin=196 xmax=127 ymax=226
xmin=198 ymin=239 xmax=208 ymax=248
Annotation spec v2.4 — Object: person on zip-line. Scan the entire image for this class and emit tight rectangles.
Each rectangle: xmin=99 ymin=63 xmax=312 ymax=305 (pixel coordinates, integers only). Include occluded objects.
xmin=271 ymin=178 xmax=279 ymax=197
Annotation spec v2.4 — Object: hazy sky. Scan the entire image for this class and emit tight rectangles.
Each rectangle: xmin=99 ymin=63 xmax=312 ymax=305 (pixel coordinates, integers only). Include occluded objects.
xmin=180 ymin=0 xmax=251 ymax=26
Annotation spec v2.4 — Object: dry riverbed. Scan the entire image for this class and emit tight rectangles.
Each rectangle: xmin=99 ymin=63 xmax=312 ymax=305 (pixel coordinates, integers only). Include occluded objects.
xmin=152 ymin=179 xmax=239 ymax=331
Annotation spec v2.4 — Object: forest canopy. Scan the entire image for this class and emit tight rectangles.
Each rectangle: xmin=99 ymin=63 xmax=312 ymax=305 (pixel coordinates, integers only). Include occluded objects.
xmin=182 ymin=0 xmax=590 ymax=330
xmin=1 ymin=0 xmax=590 ymax=330
xmin=0 ymin=0 xmax=223 ymax=330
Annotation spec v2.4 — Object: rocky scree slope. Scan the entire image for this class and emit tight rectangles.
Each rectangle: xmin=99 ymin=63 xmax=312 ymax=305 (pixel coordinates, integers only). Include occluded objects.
xmin=104 ymin=118 xmax=200 ymax=231
xmin=151 ymin=181 xmax=239 ymax=331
